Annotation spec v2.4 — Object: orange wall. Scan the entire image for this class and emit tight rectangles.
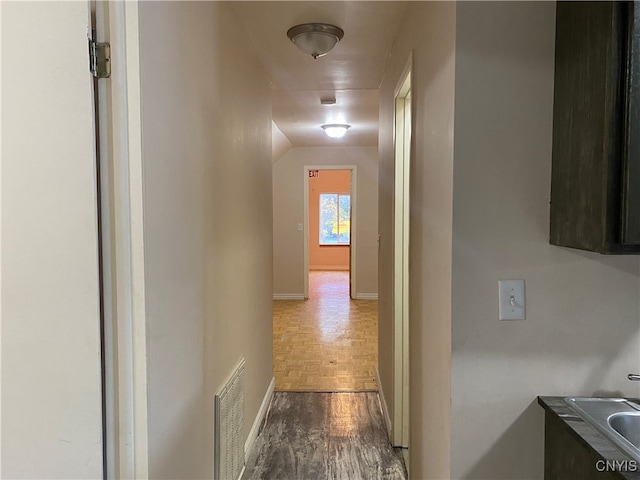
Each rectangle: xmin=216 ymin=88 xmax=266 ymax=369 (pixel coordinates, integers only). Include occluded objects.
xmin=309 ymin=170 xmax=351 ymax=270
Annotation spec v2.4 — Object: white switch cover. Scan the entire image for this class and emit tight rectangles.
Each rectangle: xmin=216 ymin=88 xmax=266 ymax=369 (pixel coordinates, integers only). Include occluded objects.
xmin=498 ymin=279 xmax=526 ymax=320
xmin=297 ymin=223 xmax=303 ymax=231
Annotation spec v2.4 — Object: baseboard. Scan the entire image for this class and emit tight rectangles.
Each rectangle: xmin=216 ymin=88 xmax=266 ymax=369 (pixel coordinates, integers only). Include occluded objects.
xmin=245 ymin=377 xmax=275 ymax=460
xmin=401 ymin=448 xmax=409 ymax=477
xmin=272 ymin=293 xmax=305 ymax=300
xmin=355 ymin=293 xmax=378 ymax=300
xmin=309 ymin=265 xmax=349 ymax=271
xmin=376 ymin=369 xmax=392 ymax=439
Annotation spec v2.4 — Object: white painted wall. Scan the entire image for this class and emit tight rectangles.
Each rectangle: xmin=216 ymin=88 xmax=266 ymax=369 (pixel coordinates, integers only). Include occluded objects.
xmin=1 ymin=2 xmax=103 ymax=478
xmin=137 ymin=3 xmax=273 ymax=478
xmin=378 ymin=3 xmax=456 ymax=477
xmin=273 ymin=146 xmax=378 ymax=297
xmin=451 ymin=2 xmax=640 ymax=478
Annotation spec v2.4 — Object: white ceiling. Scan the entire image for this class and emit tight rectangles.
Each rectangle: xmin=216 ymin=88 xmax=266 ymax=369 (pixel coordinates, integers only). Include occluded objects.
xmin=230 ymin=1 xmax=408 ymax=148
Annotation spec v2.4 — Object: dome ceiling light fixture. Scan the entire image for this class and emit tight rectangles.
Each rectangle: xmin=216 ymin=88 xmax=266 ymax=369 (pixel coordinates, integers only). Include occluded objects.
xmin=286 ymin=23 xmax=344 ymax=59
xmin=321 ymin=124 xmax=350 ymax=139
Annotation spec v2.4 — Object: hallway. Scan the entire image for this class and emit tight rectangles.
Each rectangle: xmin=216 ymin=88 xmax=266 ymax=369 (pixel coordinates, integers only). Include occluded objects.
xmin=273 ymin=271 xmax=378 ymax=391
xmin=242 ymin=392 xmax=406 ymax=480
xmin=7 ymin=2 xmax=619 ymax=480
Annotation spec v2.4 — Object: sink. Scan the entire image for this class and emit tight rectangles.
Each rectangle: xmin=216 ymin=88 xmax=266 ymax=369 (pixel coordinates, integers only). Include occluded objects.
xmin=609 ymin=412 xmax=640 ymax=449
xmin=564 ymin=397 xmax=640 ymax=462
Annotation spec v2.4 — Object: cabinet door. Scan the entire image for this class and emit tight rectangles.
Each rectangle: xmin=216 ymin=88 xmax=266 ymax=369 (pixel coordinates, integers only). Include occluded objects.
xmin=623 ymin=2 xmax=640 ymax=244
xmin=551 ymin=1 xmax=640 ymax=253
xmin=550 ymin=1 xmax=625 ymax=253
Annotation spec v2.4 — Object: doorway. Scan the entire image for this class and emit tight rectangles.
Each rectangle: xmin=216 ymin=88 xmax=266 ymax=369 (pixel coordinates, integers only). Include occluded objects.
xmin=306 ymin=169 xmax=353 ymax=298
xmin=303 ymin=166 xmax=357 ymax=299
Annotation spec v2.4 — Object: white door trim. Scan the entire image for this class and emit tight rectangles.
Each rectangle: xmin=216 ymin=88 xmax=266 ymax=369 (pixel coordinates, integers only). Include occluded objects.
xmin=393 ymin=54 xmax=412 ymax=449
xmin=303 ymin=166 xmax=358 ymax=299
xmin=98 ymin=2 xmax=149 ymax=477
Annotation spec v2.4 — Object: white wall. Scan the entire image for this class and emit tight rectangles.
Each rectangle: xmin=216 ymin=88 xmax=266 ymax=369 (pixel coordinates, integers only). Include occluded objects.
xmin=1 ymin=2 xmax=103 ymax=478
xmin=273 ymin=146 xmax=379 ymax=297
xmin=138 ymin=2 xmax=273 ymax=478
xmin=378 ymin=3 xmax=456 ymax=478
xmin=451 ymin=2 xmax=640 ymax=478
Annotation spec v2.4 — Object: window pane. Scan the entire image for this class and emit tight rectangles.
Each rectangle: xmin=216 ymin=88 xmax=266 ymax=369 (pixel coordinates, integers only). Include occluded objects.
xmin=338 ymin=195 xmax=350 ymax=243
xmin=320 ymin=194 xmax=338 ymax=244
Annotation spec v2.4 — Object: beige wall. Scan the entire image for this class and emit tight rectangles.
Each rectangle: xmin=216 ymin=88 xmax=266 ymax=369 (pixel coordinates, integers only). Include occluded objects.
xmin=273 ymin=146 xmax=378 ymax=297
xmin=378 ymin=3 xmax=456 ymax=478
xmin=309 ymin=170 xmax=351 ymax=270
xmin=380 ymin=3 xmax=640 ymax=479
xmin=138 ymin=2 xmax=273 ymax=478
xmin=451 ymin=2 xmax=640 ymax=479
xmin=272 ymin=121 xmax=292 ymax=164
xmin=1 ymin=2 xmax=103 ymax=478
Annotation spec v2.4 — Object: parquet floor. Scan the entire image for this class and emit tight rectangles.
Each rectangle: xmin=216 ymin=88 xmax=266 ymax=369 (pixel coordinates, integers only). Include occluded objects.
xmin=273 ymin=271 xmax=378 ymax=391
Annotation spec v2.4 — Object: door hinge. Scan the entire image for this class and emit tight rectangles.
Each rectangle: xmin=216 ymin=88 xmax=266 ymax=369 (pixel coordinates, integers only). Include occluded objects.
xmin=89 ymin=40 xmax=111 ymax=79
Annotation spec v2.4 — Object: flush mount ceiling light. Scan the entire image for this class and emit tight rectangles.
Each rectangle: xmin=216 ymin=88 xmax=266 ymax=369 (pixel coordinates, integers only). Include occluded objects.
xmin=321 ymin=124 xmax=350 ymax=138
xmin=287 ymin=23 xmax=344 ymax=59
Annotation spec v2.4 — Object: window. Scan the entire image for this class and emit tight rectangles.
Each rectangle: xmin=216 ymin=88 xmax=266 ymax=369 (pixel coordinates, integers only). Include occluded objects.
xmin=319 ymin=193 xmax=351 ymax=245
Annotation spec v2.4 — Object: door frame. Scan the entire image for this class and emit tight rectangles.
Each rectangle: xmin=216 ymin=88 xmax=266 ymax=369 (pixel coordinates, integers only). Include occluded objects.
xmin=393 ymin=55 xmax=412 ymax=450
xmin=94 ymin=1 xmax=150 ymax=477
xmin=303 ymin=165 xmax=358 ymax=299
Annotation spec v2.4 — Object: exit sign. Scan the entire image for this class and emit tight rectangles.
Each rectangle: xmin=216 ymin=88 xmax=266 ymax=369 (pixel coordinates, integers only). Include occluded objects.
xmin=309 ymin=170 xmax=319 ymax=178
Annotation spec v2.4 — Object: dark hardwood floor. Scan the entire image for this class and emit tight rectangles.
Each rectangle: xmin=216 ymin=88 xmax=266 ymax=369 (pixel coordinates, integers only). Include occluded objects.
xmin=242 ymin=392 xmax=407 ymax=480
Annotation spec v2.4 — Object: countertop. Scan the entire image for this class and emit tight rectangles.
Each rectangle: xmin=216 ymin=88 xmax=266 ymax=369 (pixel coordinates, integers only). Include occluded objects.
xmin=539 ymin=396 xmax=640 ymax=480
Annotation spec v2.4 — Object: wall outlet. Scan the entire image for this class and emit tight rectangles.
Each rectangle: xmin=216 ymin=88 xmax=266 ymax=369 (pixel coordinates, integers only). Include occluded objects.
xmin=498 ymin=279 xmax=526 ymax=320
xmin=297 ymin=223 xmax=303 ymax=231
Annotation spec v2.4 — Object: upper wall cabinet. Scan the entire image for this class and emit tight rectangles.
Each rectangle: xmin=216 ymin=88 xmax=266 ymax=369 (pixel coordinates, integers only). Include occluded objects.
xmin=550 ymin=1 xmax=640 ymax=254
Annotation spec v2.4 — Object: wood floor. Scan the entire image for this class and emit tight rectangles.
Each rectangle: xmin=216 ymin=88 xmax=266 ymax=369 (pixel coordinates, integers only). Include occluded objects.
xmin=273 ymin=271 xmax=378 ymax=391
xmin=242 ymin=392 xmax=406 ymax=480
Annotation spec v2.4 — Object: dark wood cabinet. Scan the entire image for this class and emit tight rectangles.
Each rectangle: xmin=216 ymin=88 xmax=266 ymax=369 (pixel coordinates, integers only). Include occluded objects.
xmin=550 ymin=1 xmax=640 ymax=254
xmin=543 ymin=412 xmax=623 ymax=480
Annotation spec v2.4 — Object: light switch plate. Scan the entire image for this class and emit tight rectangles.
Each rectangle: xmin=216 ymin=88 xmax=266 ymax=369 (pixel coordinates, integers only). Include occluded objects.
xmin=498 ymin=279 xmax=526 ymax=320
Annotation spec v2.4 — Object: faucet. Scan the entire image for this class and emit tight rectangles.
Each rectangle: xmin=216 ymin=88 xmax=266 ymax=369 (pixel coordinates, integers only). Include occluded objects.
xmin=628 ymin=374 xmax=640 ymax=381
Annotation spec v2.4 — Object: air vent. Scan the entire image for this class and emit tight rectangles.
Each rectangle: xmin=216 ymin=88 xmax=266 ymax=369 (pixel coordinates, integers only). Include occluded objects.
xmin=214 ymin=358 xmax=245 ymax=480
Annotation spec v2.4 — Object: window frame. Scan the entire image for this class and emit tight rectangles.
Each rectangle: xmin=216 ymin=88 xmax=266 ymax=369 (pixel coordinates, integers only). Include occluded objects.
xmin=318 ymin=192 xmax=351 ymax=246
